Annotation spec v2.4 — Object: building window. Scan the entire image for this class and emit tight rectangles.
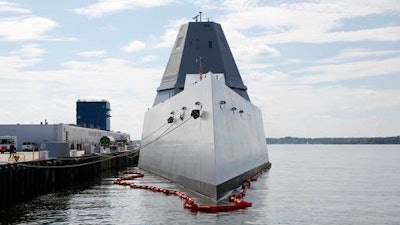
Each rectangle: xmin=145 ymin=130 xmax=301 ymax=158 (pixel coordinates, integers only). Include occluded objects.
xmin=208 ymin=41 xmax=212 ymax=48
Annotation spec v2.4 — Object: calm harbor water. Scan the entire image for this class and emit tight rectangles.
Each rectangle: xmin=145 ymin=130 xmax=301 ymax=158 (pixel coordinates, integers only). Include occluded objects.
xmin=1 ymin=145 xmax=399 ymax=225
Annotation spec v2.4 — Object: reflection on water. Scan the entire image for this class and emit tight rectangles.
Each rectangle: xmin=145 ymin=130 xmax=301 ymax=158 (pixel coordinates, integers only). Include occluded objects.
xmin=1 ymin=145 xmax=400 ymax=225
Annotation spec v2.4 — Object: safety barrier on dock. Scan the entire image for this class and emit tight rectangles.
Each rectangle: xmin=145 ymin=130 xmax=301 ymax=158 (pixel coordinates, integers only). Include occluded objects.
xmin=113 ymin=169 xmax=265 ymax=213
xmin=0 ymin=151 xmax=139 ymax=210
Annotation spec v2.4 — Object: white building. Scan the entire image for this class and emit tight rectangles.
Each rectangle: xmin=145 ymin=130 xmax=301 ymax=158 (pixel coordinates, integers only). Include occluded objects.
xmin=0 ymin=124 xmax=130 ymax=151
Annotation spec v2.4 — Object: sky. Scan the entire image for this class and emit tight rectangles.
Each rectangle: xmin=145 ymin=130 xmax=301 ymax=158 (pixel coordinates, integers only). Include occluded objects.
xmin=0 ymin=0 xmax=399 ymax=139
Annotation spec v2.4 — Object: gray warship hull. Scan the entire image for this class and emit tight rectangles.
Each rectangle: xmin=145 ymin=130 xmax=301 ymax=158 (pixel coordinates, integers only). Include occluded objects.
xmin=139 ymin=20 xmax=270 ymax=200
xmin=139 ymin=73 xmax=270 ymax=200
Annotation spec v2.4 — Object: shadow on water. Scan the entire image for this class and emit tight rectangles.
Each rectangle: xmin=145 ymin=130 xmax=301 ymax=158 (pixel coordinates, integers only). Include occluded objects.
xmin=0 ymin=191 xmax=73 ymax=224
xmin=0 ymin=170 xmax=120 ymax=225
xmin=0 ymin=165 xmax=273 ymax=225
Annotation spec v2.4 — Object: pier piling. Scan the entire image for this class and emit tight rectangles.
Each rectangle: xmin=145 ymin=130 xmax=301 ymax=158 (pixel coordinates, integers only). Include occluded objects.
xmin=0 ymin=151 xmax=138 ymax=210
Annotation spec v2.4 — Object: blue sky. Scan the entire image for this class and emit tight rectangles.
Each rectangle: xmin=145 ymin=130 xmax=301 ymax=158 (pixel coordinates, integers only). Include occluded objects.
xmin=0 ymin=0 xmax=399 ymax=139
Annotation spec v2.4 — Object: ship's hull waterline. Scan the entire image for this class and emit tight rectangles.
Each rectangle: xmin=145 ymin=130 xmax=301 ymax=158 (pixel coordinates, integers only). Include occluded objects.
xmin=139 ymin=73 xmax=270 ymax=200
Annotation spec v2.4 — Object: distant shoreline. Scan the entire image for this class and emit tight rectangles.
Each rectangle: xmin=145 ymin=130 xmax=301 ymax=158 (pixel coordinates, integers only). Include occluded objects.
xmin=266 ymin=136 xmax=400 ymax=144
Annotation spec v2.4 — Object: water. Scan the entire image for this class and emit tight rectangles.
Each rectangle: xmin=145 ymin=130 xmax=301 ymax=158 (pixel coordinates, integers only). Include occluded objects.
xmin=1 ymin=145 xmax=399 ymax=225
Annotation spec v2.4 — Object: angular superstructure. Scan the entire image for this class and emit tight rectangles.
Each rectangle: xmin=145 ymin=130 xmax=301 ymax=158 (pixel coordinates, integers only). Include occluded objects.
xmin=153 ymin=22 xmax=250 ymax=105
xmin=139 ymin=21 xmax=270 ymax=201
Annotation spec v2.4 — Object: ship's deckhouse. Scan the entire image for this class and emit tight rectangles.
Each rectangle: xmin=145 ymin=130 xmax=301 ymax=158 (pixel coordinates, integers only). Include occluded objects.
xmin=153 ymin=21 xmax=250 ymax=106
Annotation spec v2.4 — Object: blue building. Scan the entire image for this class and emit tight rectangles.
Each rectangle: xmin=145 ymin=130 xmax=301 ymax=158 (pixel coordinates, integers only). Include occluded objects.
xmin=76 ymin=100 xmax=111 ymax=131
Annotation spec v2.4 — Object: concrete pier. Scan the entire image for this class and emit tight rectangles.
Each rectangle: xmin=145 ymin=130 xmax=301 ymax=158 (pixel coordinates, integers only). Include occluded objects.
xmin=0 ymin=151 xmax=139 ymax=210
xmin=0 ymin=152 xmax=40 ymax=163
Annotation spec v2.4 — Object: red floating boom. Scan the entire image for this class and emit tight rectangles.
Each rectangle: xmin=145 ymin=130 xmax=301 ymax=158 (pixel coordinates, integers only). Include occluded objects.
xmin=113 ymin=170 xmax=265 ymax=213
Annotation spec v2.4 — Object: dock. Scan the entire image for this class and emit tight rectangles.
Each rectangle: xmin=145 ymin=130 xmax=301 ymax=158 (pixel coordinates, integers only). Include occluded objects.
xmin=0 ymin=151 xmax=138 ymax=210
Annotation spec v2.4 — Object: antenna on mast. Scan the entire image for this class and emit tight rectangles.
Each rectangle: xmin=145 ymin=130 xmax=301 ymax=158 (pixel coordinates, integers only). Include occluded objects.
xmin=192 ymin=12 xmax=203 ymax=22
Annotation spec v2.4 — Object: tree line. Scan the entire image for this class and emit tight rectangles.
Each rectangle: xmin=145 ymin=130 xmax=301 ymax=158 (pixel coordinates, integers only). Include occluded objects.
xmin=266 ymin=136 xmax=400 ymax=144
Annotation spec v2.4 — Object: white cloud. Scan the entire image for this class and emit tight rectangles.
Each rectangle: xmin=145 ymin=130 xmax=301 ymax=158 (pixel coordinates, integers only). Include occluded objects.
xmin=0 ymin=58 xmax=163 ymax=138
xmin=220 ymin=0 xmax=264 ymax=10
xmin=194 ymin=1 xmax=398 ymax=72
xmin=0 ymin=44 xmax=46 ymax=71
xmin=74 ymin=0 xmax=176 ymax=18
xmin=11 ymin=44 xmax=46 ymax=58
xmin=0 ymin=16 xmax=57 ymax=41
xmin=0 ymin=1 xmax=31 ymax=14
xmin=234 ymin=43 xmax=280 ymax=61
xmin=141 ymin=55 xmax=157 ymax=62
xmin=192 ymin=0 xmax=220 ymax=10
xmin=295 ymin=57 xmax=400 ymax=84
xmin=245 ymin=74 xmax=400 ymax=137
xmin=0 ymin=55 xmax=42 ymax=71
xmin=63 ymin=58 xmax=130 ymax=72
xmin=77 ymin=50 xmax=106 ymax=58
xmin=155 ymin=19 xmax=186 ymax=48
xmin=123 ymin=40 xmax=145 ymax=53
xmin=242 ymin=70 xmax=291 ymax=98
xmin=240 ymin=63 xmax=273 ymax=71
xmin=217 ymin=0 xmax=400 ymax=45
xmin=318 ymin=48 xmax=400 ymax=64
xmin=259 ymin=26 xmax=400 ymax=44
xmin=226 ymin=32 xmax=280 ymax=65
xmin=193 ymin=0 xmax=262 ymax=11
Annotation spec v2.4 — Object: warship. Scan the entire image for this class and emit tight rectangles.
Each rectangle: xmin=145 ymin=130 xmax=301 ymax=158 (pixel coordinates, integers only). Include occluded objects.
xmin=139 ymin=16 xmax=271 ymax=200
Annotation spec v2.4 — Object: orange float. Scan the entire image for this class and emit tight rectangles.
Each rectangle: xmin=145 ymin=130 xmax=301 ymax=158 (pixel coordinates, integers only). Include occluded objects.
xmin=114 ymin=170 xmax=264 ymax=213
